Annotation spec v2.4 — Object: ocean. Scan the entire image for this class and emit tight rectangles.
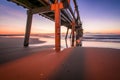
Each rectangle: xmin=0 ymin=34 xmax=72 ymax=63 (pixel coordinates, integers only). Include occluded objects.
xmin=83 ymin=34 xmax=120 ymax=43
xmin=29 ymin=34 xmax=120 ymax=50
xmin=0 ymin=34 xmax=120 ymax=49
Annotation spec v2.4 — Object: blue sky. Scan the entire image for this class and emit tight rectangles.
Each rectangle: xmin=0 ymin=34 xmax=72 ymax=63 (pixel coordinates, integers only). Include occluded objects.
xmin=77 ymin=0 xmax=120 ymax=33
xmin=0 ymin=0 xmax=120 ymax=34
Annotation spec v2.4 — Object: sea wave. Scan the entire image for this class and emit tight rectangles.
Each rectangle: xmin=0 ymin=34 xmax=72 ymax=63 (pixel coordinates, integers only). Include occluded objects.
xmin=83 ymin=34 xmax=120 ymax=43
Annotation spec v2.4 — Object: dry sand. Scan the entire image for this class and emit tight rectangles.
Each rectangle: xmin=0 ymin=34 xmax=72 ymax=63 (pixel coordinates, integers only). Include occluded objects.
xmin=0 ymin=47 xmax=120 ymax=80
xmin=0 ymin=37 xmax=120 ymax=80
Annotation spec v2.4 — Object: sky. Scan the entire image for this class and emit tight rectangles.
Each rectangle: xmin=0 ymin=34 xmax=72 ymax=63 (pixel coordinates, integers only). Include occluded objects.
xmin=0 ymin=0 xmax=120 ymax=34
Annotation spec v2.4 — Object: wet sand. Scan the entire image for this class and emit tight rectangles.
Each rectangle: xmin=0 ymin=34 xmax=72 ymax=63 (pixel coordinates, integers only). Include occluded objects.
xmin=0 ymin=37 xmax=120 ymax=80
xmin=0 ymin=36 xmax=46 ymax=49
xmin=0 ymin=37 xmax=54 ymax=64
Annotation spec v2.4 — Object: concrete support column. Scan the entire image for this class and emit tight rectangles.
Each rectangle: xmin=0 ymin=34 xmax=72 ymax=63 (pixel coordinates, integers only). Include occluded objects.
xmin=24 ymin=10 xmax=33 ymax=47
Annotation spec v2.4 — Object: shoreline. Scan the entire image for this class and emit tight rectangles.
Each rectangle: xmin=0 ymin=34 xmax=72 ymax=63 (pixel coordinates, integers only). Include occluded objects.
xmin=82 ymin=41 xmax=120 ymax=49
xmin=0 ymin=35 xmax=120 ymax=50
xmin=0 ymin=36 xmax=54 ymax=64
xmin=0 ymin=36 xmax=46 ymax=48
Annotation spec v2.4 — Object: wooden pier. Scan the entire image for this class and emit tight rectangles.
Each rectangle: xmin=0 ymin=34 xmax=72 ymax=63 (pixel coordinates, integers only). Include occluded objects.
xmin=8 ymin=0 xmax=83 ymax=52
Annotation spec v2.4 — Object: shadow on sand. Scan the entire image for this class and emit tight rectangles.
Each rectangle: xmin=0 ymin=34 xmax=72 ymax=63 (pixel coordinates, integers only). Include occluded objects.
xmin=49 ymin=47 xmax=85 ymax=80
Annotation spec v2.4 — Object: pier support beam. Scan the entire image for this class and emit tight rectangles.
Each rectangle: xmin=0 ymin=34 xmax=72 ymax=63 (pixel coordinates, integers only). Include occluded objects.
xmin=71 ymin=21 xmax=75 ymax=47
xmin=55 ymin=4 xmax=61 ymax=52
xmin=51 ymin=2 xmax=63 ymax=52
xmin=69 ymin=30 xmax=72 ymax=38
xmin=24 ymin=10 xmax=33 ymax=47
xmin=65 ymin=27 xmax=69 ymax=39
xmin=76 ymin=27 xmax=83 ymax=46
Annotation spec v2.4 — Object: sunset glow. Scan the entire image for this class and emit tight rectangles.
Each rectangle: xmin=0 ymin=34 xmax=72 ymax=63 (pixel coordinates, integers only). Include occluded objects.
xmin=0 ymin=0 xmax=120 ymax=34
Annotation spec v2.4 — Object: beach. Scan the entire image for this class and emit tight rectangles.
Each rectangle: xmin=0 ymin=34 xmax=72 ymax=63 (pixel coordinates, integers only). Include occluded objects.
xmin=0 ymin=36 xmax=54 ymax=64
xmin=0 ymin=36 xmax=120 ymax=80
xmin=1 ymin=0 xmax=120 ymax=79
